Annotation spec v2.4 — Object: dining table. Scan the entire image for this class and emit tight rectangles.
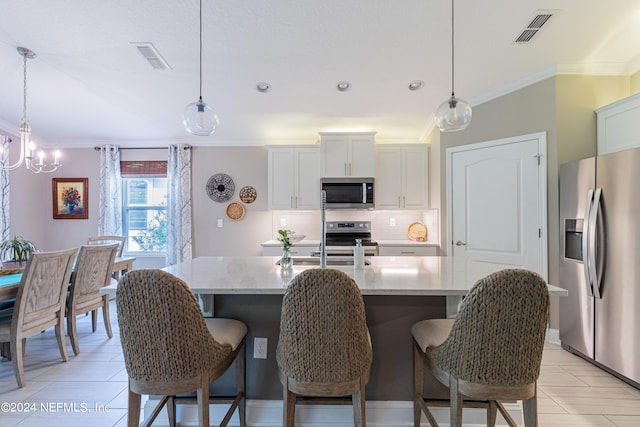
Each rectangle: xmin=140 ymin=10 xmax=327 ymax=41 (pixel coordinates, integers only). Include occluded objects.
xmin=0 ymin=255 xmax=136 ymax=301
xmin=0 ymin=272 xmax=22 ymax=301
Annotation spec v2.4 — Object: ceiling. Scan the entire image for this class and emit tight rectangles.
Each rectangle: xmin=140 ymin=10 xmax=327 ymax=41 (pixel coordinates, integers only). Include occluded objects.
xmin=1 ymin=0 xmax=640 ymax=149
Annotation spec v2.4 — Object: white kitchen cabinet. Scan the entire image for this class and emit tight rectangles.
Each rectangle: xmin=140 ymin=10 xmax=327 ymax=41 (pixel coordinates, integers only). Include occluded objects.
xmin=378 ymin=245 xmax=438 ymax=256
xmin=320 ymin=132 xmax=376 ymax=177
xmin=375 ymin=144 xmax=429 ymax=209
xmin=596 ymin=93 xmax=640 ymax=155
xmin=268 ymin=146 xmax=320 ymax=210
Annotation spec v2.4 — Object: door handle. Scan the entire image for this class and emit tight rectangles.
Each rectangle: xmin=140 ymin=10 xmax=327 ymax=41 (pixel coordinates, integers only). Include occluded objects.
xmin=590 ymin=188 xmax=602 ymax=299
xmin=455 ymin=240 xmax=467 ymax=246
xmin=583 ymin=189 xmax=594 ymax=297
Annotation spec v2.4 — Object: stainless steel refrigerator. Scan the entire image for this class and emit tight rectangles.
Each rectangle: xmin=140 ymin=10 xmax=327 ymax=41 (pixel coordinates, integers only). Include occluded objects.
xmin=559 ymin=147 xmax=640 ymax=387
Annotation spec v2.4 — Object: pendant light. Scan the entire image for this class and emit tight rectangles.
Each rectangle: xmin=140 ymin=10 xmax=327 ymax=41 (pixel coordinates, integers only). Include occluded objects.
xmin=1 ymin=47 xmax=62 ymax=173
xmin=183 ymin=0 xmax=218 ymax=136
xmin=434 ymin=0 xmax=472 ymax=132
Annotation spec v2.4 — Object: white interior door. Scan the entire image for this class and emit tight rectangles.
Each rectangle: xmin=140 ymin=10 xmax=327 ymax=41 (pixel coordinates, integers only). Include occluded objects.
xmin=447 ymin=132 xmax=547 ymax=277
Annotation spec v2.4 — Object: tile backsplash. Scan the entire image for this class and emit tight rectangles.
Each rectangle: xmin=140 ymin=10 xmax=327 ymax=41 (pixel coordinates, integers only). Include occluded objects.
xmin=270 ymin=209 xmax=439 ymax=244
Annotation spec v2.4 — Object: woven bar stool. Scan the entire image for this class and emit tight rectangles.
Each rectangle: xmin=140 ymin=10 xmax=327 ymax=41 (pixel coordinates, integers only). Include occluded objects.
xmin=411 ymin=269 xmax=549 ymax=427
xmin=117 ymin=269 xmax=247 ymax=427
xmin=276 ymin=268 xmax=372 ymax=427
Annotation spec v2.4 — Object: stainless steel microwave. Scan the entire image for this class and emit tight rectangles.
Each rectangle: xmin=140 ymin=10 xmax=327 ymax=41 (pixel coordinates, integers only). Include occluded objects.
xmin=321 ymin=177 xmax=374 ymax=209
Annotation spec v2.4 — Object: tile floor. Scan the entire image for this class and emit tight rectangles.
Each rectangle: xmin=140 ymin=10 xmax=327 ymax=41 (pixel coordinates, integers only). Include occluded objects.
xmin=1 ymin=306 xmax=640 ymax=426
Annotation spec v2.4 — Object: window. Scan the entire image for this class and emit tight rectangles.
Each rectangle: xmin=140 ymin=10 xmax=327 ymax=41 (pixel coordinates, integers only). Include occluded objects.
xmin=121 ymin=161 xmax=168 ymax=253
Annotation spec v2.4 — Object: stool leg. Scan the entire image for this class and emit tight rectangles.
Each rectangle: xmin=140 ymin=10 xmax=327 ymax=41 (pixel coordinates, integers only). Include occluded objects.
xmin=237 ymin=340 xmax=246 ymax=427
xmin=283 ymin=378 xmax=296 ymax=427
xmin=127 ymin=387 xmax=141 ymax=427
xmin=413 ymin=342 xmax=424 ymax=427
xmin=450 ymin=377 xmax=463 ymax=427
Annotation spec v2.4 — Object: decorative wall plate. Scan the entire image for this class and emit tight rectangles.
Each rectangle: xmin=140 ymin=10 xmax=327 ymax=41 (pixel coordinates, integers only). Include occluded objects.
xmin=226 ymin=202 xmax=245 ymax=221
xmin=408 ymin=221 xmax=428 ymax=242
xmin=239 ymin=186 xmax=257 ymax=203
xmin=206 ymin=173 xmax=235 ymax=202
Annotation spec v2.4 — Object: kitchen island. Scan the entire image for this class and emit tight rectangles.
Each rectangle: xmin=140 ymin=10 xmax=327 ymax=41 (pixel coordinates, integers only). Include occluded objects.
xmin=101 ymin=256 xmax=565 ymax=403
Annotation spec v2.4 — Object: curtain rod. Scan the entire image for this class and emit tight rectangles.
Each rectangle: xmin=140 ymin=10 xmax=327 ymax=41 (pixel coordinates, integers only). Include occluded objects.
xmin=94 ymin=145 xmax=191 ymax=151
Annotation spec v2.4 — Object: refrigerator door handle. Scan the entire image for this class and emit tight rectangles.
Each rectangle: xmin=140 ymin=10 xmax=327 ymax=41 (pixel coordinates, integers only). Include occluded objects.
xmin=582 ymin=188 xmax=594 ymax=297
xmin=590 ymin=188 xmax=603 ymax=299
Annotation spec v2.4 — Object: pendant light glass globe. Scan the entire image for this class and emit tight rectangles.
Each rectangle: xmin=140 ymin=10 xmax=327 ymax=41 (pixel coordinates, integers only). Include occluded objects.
xmin=183 ymin=96 xmax=218 ymax=136
xmin=434 ymin=0 xmax=472 ymax=132
xmin=183 ymin=0 xmax=217 ymax=136
xmin=434 ymin=94 xmax=472 ymax=132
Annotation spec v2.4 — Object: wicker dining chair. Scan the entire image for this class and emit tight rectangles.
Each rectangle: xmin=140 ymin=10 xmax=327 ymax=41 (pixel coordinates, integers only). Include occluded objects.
xmin=276 ymin=268 xmax=372 ymax=427
xmin=116 ymin=269 xmax=247 ymax=427
xmin=66 ymin=243 xmax=118 ymax=355
xmin=411 ymin=269 xmax=550 ymax=427
xmin=0 ymin=248 xmax=78 ymax=388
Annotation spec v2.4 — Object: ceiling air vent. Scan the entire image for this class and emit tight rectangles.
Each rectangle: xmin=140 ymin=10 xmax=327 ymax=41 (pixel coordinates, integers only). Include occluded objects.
xmin=131 ymin=42 xmax=172 ymax=71
xmin=514 ymin=11 xmax=554 ymax=44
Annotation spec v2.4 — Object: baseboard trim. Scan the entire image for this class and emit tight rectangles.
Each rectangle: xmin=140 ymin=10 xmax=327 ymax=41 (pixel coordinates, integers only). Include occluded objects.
xmin=144 ymin=398 xmax=523 ymax=426
xmin=546 ymin=327 xmax=560 ymax=345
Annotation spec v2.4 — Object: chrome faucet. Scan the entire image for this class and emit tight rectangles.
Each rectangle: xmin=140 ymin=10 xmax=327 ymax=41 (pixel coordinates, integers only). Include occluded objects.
xmin=320 ymin=190 xmax=327 ymax=268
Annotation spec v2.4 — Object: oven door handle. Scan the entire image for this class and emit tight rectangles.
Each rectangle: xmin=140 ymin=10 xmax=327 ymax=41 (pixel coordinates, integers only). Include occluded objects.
xmin=312 ymin=249 xmax=378 ymax=257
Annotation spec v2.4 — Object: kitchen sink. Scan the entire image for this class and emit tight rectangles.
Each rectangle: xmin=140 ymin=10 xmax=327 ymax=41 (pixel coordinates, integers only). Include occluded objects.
xmin=275 ymin=256 xmax=371 ymax=266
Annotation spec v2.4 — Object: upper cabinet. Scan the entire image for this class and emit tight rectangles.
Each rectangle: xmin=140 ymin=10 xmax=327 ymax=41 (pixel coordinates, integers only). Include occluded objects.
xmin=596 ymin=93 xmax=640 ymax=155
xmin=268 ymin=146 xmax=320 ymax=210
xmin=375 ymin=144 xmax=429 ymax=210
xmin=320 ymin=132 xmax=376 ymax=177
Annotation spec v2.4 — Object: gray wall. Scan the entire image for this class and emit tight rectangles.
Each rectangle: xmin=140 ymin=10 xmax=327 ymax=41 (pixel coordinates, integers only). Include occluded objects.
xmin=191 ymin=146 xmax=272 ymax=256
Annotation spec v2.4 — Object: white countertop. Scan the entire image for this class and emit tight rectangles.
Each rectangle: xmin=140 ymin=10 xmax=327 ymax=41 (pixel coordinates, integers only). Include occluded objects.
xmin=101 ymin=256 xmax=566 ymax=297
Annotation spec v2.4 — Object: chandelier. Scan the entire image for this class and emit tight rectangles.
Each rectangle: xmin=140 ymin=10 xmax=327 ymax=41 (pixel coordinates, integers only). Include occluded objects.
xmin=0 ymin=47 xmax=62 ymax=173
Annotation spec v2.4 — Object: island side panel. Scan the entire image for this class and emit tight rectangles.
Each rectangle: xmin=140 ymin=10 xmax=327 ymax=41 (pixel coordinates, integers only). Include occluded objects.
xmin=208 ymin=293 xmax=449 ymax=400
xmin=363 ymin=295 xmax=450 ymax=400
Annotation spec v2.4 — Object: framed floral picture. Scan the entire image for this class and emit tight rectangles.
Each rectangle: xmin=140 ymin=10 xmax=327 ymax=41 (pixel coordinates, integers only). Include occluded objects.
xmin=52 ymin=178 xmax=88 ymax=219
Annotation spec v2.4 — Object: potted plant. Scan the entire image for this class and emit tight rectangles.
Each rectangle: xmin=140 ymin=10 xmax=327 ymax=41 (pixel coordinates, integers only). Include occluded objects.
xmin=277 ymin=229 xmax=294 ymax=270
xmin=0 ymin=234 xmax=38 ymax=269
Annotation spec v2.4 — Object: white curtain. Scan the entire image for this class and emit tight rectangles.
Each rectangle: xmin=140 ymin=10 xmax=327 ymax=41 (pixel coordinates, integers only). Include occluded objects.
xmin=166 ymin=144 xmax=193 ymax=266
xmin=98 ymin=145 xmax=122 ymax=236
xmin=0 ymin=135 xmax=10 ymax=242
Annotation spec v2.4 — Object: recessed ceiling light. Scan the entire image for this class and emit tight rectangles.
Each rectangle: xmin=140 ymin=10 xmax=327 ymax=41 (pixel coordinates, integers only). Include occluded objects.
xmin=409 ymin=80 xmax=424 ymax=91
xmin=337 ymin=81 xmax=351 ymax=92
xmin=256 ymin=82 xmax=271 ymax=93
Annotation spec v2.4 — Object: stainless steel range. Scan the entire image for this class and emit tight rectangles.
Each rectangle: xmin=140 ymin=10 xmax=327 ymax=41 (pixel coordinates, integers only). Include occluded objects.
xmin=322 ymin=221 xmax=378 ymax=256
